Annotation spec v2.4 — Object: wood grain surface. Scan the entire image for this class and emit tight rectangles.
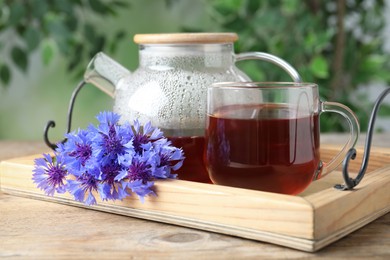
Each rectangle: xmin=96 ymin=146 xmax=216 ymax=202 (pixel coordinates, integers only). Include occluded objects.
xmin=1 ymin=135 xmax=390 ymax=259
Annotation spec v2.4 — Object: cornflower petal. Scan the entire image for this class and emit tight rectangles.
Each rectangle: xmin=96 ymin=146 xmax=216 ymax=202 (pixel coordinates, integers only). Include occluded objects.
xmin=150 ymin=128 xmax=163 ymax=140
xmin=97 ymin=183 xmax=111 ymax=201
xmin=85 ymin=191 xmax=97 ymax=206
xmin=133 ymin=119 xmax=141 ymax=133
xmin=116 ymin=182 xmax=130 ymax=199
xmin=115 ymin=169 xmax=128 ymax=182
xmin=118 ymin=152 xmax=133 ymax=167
xmin=141 ymin=142 xmax=153 ymax=151
xmin=43 ymin=153 xmax=54 ymax=164
xmin=96 ymin=111 xmax=121 ymax=126
xmin=74 ymin=189 xmax=86 ymax=202
xmin=171 ymin=148 xmax=185 ymax=161
xmin=35 ymin=157 xmax=49 ymax=167
xmin=56 ymin=185 xmax=67 ymax=194
xmin=171 ymin=159 xmax=184 ymax=171
xmin=119 ymin=122 xmax=135 ymax=143
xmin=143 ymin=121 xmax=163 ymax=140
xmin=126 ymin=180 xmax=156 ymax=203
xmin=143 ymin=121 xmax=153 ymax=134
xmin=67 ymin=180 xmax=85 ymax=202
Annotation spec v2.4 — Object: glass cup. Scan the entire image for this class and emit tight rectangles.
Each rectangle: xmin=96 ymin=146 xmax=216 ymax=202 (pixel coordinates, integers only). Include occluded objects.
xmin=205 ymin=82 xmax=359 ymax=195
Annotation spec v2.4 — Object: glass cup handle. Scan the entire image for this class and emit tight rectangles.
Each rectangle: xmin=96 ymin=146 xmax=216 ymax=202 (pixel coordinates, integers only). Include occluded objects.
xmin=235 ymin=52 xmax=302 ymax=82
xmin=316 ymin=101 xmax=360 ymax=179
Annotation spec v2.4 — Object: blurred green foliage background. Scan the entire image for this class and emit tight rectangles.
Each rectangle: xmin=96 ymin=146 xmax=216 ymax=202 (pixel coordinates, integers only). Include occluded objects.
xmin=1 ymin=0 xmax=390 ymax=141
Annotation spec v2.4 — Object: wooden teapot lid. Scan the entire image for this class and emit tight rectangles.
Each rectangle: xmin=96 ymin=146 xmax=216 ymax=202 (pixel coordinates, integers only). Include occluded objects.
xmin=133 ymin=33 xmax=238 ymax=44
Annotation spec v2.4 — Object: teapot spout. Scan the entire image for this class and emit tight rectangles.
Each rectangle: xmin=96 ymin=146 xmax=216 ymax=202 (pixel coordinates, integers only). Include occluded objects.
xmin=84 ymin=52 xmax=130 ymax=97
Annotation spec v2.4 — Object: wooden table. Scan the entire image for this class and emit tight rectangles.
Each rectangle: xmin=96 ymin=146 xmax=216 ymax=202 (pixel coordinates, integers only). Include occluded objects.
xmin=1 ymin=135 xmax=390 ymax=259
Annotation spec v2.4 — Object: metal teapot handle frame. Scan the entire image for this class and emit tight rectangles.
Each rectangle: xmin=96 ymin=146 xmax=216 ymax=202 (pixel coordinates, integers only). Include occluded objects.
xmin=44 ymin=80 xmax=87 ymax=150
xmin=335 ymin=87 xmax=390 ymax=190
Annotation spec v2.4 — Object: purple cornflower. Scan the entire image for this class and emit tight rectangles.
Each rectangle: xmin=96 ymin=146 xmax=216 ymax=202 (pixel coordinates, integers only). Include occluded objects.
xmin=32 ymin=153 xmax=68 ymax=196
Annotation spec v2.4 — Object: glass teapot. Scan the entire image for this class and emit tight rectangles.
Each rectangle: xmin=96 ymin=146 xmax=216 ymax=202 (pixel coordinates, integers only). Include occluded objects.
xmin=46 ymin=33 xmax=301 ymax=183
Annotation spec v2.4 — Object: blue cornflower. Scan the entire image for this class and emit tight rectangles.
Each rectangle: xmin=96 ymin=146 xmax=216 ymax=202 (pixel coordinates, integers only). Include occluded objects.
xmin=67 ymin=167 xmax=101 ymax=206
xmin=90 ymin=112 xmax=134 ymax=164
xmin=32 ymin=153 xmax=68 ymax=196
xmin=96 ymin=111 xmax=121 ymax=126
xmin=115 ymin=153 xmax=156 ymax=202
xmin=33 ymin=111 xmax=185 ymax=206
xmin=99 ymin=161 xmax=122 ymax=185
xmin=132 ymin=120 xmax=163 ymax=153
xmin=56 ymin=129 xmax=94 ymax=174
xmin=152 ymin=138 xmax=184 ymax=179
xmin=98 ymin=160 xmax=128 ymax=200
xmin=116 ymin=154 xmax=153 ymax=183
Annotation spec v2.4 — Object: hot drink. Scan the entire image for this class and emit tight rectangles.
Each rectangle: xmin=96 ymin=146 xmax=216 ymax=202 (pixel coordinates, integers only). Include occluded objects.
xmin=205 ymin=104 xmax=320 ymax=195
xmin=168 ymin=136 xmax=210 ymax=183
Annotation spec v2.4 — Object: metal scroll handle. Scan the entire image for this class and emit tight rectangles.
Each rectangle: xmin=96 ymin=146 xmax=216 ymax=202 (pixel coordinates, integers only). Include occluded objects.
xmin=44 ymin=53 xmax=129 ymax=150
xmin=335 ymin=87 xmax=390 ymax=190
xmin=44 ymin=80 xmax=87 ymax=150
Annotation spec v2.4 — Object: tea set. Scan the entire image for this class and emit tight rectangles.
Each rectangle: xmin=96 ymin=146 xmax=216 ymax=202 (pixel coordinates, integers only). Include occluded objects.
xmin=44 ymin=33 xmax=390 ymax=194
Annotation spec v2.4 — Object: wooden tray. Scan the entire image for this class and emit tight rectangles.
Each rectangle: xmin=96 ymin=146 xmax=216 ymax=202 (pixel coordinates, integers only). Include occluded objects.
xmin=1 ymin=145 xmax=390 ymax=252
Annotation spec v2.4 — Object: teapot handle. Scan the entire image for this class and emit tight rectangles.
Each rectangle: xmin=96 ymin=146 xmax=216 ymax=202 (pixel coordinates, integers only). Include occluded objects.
xmin=235 ymin=52 xmax=302 ymax=82
xmin=44 ymin=52 xmax=130 ymax=150
xmin=44 ymin=80 xmax=87 ymax=150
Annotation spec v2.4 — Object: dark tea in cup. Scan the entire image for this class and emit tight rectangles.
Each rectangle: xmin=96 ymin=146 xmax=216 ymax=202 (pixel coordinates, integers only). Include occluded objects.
xmin=205 ymin=82 xmax=359 ymax=195
xmin=206 ymin=104 xmax=320 ymax=194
